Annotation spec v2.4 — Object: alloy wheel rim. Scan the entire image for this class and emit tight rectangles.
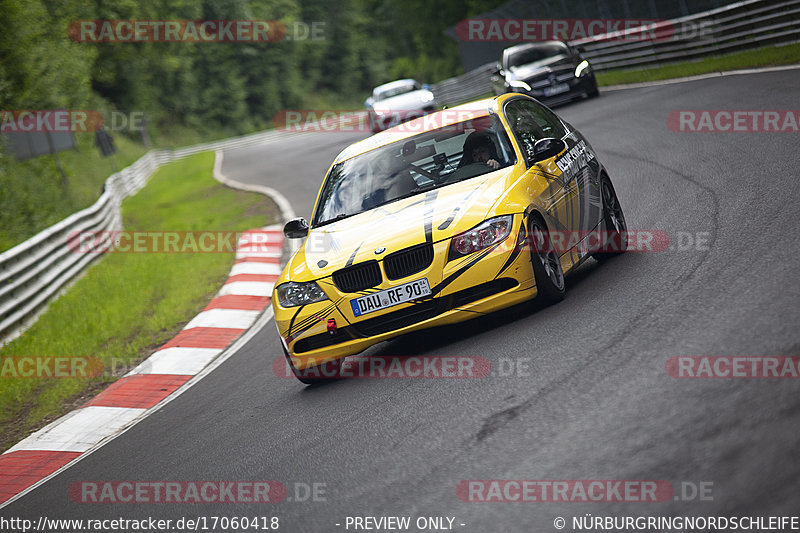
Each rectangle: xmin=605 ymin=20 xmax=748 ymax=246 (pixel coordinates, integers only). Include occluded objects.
xmin=533 ymin=225 xmax=564 ymax=289
xmin=603 ymin=182 xmax=624 ymax=233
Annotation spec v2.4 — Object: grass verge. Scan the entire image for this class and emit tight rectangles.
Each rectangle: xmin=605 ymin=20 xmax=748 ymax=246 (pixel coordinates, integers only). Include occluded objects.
xmin=596 ymin=43 xmax=800 ymax=86
xmin=0 ymin=151 xmax=278 ymax=452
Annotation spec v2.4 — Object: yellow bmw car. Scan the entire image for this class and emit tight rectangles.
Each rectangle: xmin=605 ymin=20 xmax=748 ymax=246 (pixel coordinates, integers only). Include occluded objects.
xmin=273 ymin=94 xmax=627 ymax=383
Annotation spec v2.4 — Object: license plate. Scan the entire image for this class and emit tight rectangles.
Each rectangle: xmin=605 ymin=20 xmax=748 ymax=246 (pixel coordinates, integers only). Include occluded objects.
xmin=543 ymin=83 xmax=570 ymax=97
xmin=350 ymin=278 xmax=431 ymax=317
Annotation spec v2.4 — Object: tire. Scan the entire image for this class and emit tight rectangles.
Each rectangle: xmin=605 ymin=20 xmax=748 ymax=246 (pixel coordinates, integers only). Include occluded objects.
xmin=587 ymin=81 xmax=599 ymax=98
xmin=593 ymin=174 xmax=627 ymax=262
xmin=528 ymin=216 xmax=566 ymax=305
xmin=282 ymin=346 xmax=340 ymax=385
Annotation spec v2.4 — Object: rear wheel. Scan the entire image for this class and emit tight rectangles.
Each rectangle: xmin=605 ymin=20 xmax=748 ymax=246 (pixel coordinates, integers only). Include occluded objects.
xmin=593 ymin=174 xmax=627 ymax=261
xmin=528 ymin=217 xmax=566 ymax=305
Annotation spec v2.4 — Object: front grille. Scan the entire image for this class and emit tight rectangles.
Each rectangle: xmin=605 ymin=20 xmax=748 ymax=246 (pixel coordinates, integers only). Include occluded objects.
xmin=332 ymin=261 xmax=382 ymax=293
xmin=527 ymin=68 xmax=575 ymax=89
xmin=383 ymin=244 xmax=434 ymax=280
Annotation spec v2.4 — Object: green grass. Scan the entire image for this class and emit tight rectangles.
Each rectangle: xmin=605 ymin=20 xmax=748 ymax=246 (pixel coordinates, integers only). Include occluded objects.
xmin=597 ymin=43 xmax=800 ymax=86
xmin=0 ymin=152 xmax=278 ymax=451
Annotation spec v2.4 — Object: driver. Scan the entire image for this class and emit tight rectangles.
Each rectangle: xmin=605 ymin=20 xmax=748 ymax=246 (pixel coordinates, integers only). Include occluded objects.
xmin=459 ymin=131 xmax=501 ymax=170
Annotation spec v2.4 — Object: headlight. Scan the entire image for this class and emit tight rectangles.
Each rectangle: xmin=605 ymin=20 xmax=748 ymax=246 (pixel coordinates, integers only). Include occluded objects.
xmin=575 ymin=60 xmax=590 ymax=77
xmin=508 ymin=80 xmax=532 ymax=92
xmin=449 ymin=215 xmax=513 ymax=260
xmin=276 ymin=281 xmax=329 ymax=307
xmin=420 ymin=92 xmax=434 ymax=103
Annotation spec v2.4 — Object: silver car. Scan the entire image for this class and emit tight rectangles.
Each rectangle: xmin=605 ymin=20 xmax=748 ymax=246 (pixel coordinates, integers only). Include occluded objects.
xmin=365 ymin=79 xmax=437 ymax=133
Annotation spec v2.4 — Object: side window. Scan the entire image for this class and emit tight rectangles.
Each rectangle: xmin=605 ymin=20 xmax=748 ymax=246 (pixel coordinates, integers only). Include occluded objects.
xmin=504 ymin=99 xmax=566 ymax=157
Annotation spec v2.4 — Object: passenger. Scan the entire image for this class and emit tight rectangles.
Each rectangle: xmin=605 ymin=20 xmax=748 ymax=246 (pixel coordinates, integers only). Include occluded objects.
xmin=363 ymin=152 xmax=417 ymax=208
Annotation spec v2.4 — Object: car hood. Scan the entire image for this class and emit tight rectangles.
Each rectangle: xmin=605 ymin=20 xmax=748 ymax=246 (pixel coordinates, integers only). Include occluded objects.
xmin=508 ymin=56 xmax=574 ymax=80
xmin=286 ymin=167 xmax=516 ymax=281
xmin=372 ymin=90 xmax=434 ymax=113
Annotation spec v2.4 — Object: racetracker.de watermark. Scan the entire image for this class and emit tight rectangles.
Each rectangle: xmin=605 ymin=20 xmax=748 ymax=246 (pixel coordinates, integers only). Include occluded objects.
xmin=457 ymin=480 xmax=675 ymax=502
xmin=0 ymin=356 xmax=104 ymax=379
xmin=273 ymin=110 xmax=491 ymax=134
xmin=667 ymin=356 xmax=800 ymax=378
xmin=301 ymin=230 xmax=703 ymax=255
xmin=69 ymin=20 xmax=285 ymax=42
xmin=668 ymin=110 xmax=800 ymax=132
xmin=275 ymin=355 xmax=492 ymax=380
xmin=455 ymin=18 xmax=677 ymax=42
xmin=69 ymin=481 xmax=287 ymax=503
xmin=68 ymin=230 xmax=281 ymax=254
xmin=1 ymin=110 xmax=146 ymax=133
xmin=1 ymin=110 xmax=104 ymax=133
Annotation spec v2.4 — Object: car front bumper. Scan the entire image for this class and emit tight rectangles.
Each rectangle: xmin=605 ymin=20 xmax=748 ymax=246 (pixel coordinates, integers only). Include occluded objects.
xmin=274 ymin=216 xmax=537 ymax=370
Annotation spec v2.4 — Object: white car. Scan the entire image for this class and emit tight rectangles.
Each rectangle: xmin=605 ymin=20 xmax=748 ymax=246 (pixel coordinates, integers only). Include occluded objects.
xmin=366 ymin=79 xmax=436 ymax=133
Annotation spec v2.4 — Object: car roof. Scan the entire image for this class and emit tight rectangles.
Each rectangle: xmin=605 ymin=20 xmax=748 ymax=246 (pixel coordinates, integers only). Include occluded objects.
xmin=336 ymin=95 xmax=510 ymax=162
xmin=373 ymin=79 xmax=419 ymax=93
xmin=506 ymin=40 xmax=566 ymax=53
xmin=504 ymin=40 xmax=567 ymax=58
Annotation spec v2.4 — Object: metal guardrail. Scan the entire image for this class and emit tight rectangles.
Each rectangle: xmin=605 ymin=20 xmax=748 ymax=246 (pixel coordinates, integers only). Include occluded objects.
xmin=575 ymin=0 xmax=800 ymax=71
xmin=431 ymin=63 xmax=497 ymax=108
xmin=0 ymin=127 xmax=308 ymax=345
xmin=431 ymin=0 xmax=800 ymax=107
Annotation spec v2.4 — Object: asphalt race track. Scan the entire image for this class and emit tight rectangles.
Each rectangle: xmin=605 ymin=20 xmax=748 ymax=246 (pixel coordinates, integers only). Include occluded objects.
xmin=4 ymin=70 xmax=799 ymax=531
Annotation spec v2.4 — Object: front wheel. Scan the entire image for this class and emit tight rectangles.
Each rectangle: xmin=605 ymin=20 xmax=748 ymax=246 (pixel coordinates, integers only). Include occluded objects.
xmin=586 ymin=78 xmax=599 ymax=98
xmin=593 ymin=174 xmax=627 ymax=262
xmin=528 ymin=217 xmax=566 ymax=305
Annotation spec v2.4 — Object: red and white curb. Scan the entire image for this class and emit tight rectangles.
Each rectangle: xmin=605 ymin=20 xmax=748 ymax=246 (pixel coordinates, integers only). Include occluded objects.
xmin=0 ymin=150 xmax=294 ymax=507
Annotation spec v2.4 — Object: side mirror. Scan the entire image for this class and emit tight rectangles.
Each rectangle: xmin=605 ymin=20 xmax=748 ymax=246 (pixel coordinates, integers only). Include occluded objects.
xmin=283 ymin=217 xmax=309 ymax=239
xmin=528 ymin=138 xmax=566 ymax=165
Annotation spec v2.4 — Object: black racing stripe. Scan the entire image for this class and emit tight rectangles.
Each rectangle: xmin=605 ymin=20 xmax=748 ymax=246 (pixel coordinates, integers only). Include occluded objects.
xmin=437 ymin=187 xmax=480 ymax=231
xmin=437 ymin=208 xmax=460 ymax=231
xmin=288 ymin=294 xmax=351 ymax=337
xmin=288 ymin=300 xmax=339 ymax=335
xmin=345 ymin=240 xmax=366 ymax=267
xmin=496 ymin=222 xmax=526 ymax=278
xmin=289 ymin=306 xmax=337 ymax=338
xmin=284 ymin=305 xmax=306 ymax=337
xmin=533 ymin=165 xmax=562 ymax=179
xmin=423 ymin=190 xmax=438 ymax=243
xmin=289 ymin=310 xmax=327 ymax=335
xmin=430 ymin=241 xmax=503 ymax=297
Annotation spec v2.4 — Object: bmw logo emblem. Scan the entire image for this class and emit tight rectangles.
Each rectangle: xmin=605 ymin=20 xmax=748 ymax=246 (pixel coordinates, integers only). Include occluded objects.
xmin=374 ymin=247 xmax=386 ymax=255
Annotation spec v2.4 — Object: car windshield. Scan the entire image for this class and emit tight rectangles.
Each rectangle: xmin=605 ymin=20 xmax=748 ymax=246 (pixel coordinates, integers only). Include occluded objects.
xmin=313 ymin=114 xmax=516 ymax=226
xmin=507 ymin=43 xmax=569 ymax=69
xmin=374 ymin=82 xmax=420 ymax=101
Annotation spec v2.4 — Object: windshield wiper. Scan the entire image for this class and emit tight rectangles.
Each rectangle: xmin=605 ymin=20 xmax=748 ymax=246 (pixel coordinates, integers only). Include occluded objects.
xmin=316 ymin=213 xmax=353 ymax=227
